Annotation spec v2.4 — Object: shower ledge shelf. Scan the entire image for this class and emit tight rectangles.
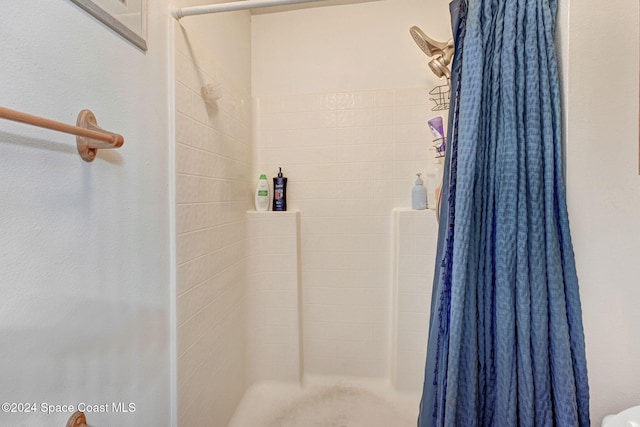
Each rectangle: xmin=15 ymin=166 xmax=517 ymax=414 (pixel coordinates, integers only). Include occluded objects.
xmin=247 ymin=209 xmax=300 ymax=215
xmin=393 ymin=207 xmax=436 ymax=213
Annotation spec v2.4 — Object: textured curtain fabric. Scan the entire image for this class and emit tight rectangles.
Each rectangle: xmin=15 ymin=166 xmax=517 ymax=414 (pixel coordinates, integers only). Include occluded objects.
xmin=418 ymin=0 xmax=590 ymax=425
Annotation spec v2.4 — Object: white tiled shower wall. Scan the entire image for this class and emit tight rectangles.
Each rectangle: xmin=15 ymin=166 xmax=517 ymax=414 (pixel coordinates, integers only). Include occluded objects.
xmin=255 ymin=89 xmax=441 ymax=208
xmin=174 ymin=21 xmax=253 ymax=426
xmin=254 ymin=88 xmax=441 ymax=378
xmin=246 ymin=211 xmax=302 ymax=383
xmin=392 ymin=209 xmax=439 ymax=391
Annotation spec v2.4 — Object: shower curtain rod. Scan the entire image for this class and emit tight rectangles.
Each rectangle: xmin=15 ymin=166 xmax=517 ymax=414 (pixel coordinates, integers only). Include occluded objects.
xmin=173 ymin=0 xmax=330 ymax=19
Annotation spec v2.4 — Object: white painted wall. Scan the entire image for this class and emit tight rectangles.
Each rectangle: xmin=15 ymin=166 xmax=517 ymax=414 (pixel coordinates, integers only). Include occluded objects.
xmin=0 ymin=1 xmax=170 ymax=426
xmin=563 ymin=0 xmax=640 ymax=423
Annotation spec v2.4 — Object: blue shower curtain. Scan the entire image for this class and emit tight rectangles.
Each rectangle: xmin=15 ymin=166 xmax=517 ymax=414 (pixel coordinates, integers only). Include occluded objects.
xmin=418 ymin=0 xmax=590 ymax=425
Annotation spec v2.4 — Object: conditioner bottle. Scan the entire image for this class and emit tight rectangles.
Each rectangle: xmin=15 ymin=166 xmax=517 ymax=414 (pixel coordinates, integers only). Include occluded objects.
xmin=255 ymin=174 xmax=270 ymax=211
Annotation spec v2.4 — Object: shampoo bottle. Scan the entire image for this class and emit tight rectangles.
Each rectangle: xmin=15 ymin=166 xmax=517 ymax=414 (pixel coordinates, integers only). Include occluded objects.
xmin=255 ymin=174 xmax=270 ymax=211
xmin=412 ymin=173 xmax=427 ymax=210
xmin=272 ymin=167 xmax=287 ymax=211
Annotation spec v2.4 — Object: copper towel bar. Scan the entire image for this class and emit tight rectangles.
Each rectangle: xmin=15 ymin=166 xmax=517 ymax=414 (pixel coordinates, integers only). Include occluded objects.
xmin=0 ymin=107 xmax=124 ymax=162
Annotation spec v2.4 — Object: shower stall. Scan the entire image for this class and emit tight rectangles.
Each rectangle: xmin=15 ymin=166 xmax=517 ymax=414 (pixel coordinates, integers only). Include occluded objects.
xmin=172 ymin=0 xmax=452 ymax=424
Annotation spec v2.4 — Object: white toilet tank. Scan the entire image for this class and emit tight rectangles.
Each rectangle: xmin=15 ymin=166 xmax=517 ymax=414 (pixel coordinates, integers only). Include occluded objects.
xmin=602 ymin=406 xmax=640 ymax=427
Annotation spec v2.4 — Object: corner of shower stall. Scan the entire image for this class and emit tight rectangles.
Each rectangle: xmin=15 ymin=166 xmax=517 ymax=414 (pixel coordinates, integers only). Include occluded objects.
xmin=390 ymin=208 xmax=438 ymax=392
xmin=230 ymin=207 xmax=439 ymax=427
xmin=245 ymin=209 xmax=304 ymax=385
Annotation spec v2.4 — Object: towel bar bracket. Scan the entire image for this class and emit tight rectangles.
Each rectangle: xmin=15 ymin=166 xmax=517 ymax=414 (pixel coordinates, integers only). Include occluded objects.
xmin=75 ymin=109 xmax=122 ymax=162
xmin=66 ymin=411 xmax=88 ymax=427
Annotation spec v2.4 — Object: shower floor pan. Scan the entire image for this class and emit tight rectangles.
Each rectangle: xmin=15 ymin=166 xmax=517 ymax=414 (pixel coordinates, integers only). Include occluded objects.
xmin=227 ymin=376 xmax=419 ymax=427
